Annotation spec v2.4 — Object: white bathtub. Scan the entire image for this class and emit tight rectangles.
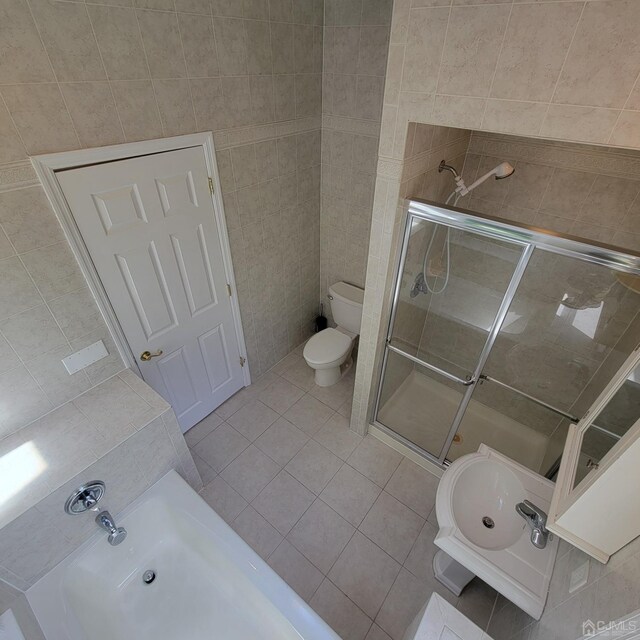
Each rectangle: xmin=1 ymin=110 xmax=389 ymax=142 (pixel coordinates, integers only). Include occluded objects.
xmin=27 ymin=471 xmax=340 ymax=640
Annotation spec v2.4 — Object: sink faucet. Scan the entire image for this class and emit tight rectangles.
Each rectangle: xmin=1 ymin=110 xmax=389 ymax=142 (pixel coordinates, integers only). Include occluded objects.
xmin=95 ymin=510 xmax=127 ymax=546
xmin=516 ymin=500 xmax=550 ymax=549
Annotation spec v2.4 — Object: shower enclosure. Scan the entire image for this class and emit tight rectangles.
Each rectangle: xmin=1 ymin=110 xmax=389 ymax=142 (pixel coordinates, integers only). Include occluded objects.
xmin=373 ymin=200 xmax=640 ymax=476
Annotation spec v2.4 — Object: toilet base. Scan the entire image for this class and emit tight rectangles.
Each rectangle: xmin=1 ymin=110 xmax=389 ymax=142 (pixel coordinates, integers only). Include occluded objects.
xmin=314 ymin=366 xmax=341 ymax=387
xmin=313 ymin=356 xmax=353 ymax=387
xmin=432 ymin=549 xmax=475 ymax=596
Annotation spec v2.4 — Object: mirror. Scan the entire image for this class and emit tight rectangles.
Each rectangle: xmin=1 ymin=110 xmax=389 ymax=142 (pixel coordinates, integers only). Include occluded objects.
xmin=573 ymin=361 xmax=640 ymax=488
xmin=548 ymin=346 xmax=640 ymax=561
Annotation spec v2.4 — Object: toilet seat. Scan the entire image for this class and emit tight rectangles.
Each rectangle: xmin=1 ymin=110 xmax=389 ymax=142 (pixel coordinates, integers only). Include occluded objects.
xmin=303 ymin=328 xmax=352 ymax=366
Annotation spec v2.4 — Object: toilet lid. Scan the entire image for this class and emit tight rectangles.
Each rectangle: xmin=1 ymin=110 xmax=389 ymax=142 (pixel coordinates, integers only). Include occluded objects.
xmin=304 ymin=328 xmax=352 ymax=365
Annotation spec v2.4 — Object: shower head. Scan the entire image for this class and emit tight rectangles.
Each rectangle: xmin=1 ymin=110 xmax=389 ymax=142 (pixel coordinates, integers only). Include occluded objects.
xmin=458 ymin=161 xmax=515 ymax=196
xmin=492 ymin=162 xmax=516 ymax=180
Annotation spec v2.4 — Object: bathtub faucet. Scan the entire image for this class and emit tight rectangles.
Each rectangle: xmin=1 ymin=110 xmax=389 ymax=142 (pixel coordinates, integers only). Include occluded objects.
xmin=96 ymin=510 xmax=127 ymax=546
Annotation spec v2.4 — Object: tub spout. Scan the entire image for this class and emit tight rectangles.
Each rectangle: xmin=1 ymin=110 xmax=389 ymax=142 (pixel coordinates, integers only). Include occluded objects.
xmin=96 ymin=510 xmax=127 ymax=546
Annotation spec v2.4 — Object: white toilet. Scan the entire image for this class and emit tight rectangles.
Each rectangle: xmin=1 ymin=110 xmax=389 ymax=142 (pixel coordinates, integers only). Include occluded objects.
xmin=303 ymin=282 xmax=364 ymax=387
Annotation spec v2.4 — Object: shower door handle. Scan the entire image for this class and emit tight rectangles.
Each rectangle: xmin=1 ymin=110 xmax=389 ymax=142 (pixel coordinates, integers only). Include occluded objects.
xmin=385 ymin=343 xmax=477 ymax=387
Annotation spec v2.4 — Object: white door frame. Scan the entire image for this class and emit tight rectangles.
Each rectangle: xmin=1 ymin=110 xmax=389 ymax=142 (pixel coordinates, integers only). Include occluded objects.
xmin=31 ymin=133 xmax=251 ymax=387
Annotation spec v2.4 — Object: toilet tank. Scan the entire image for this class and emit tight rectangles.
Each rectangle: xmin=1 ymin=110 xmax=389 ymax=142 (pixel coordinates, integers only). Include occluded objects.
xmin=329 ymin=282 xmax=364 ymax=334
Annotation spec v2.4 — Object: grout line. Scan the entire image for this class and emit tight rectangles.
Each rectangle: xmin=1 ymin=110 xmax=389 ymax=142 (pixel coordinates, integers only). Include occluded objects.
xmin=530 ymin=167 xmax=558 ymax=224
xmin=0 ymin=92 xmax=29 ymax=160
xmin=0 ymin=369 xmax=124 ymax=445
xmin=479 ymin=1 xmax=514 ymax=129
xmin=538 ymin=1 xmax=587 ymax=134
xmin=174 ymin=10 xmax=199 ymax=133
xmin=85 ymin=6 xmax=127 ymax=142
xmin=0 ymin=71 xmax=386 ymax=87
xmin=4 ymin=236 xmax=78 ymax=362
xmin=221 ymin=388 xmax=424 ymax=612
xmin=324 ymin=573 xmax=375 ymax=625
xmin=484 ymin=589 xmax=500 ymax=633
xmin=432 ymin=3 xmax=454 ymax=100
xmin=306 ymin=570 xmax=323 ymax=605
xmin=466 ymin=133 xmax=640 ymax=179
xmin=22 ymin=0 xmax=83 ymax=150
xmin=606 ymin=67 xmax=640 ymax=145
xmin=133 ymin=7 xmax=165 ymax=140
xmin=621 ymin=187 xmax=640 ymax=231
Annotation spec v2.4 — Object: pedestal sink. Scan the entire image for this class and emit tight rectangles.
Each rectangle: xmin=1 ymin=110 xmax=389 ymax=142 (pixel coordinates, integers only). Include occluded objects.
xmin=435 ymin=445 xmax=558 ymax=619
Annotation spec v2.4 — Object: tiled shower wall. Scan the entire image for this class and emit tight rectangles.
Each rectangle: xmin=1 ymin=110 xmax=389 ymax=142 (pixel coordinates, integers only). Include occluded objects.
xmin=457 ymin=132 xmax=640 ymax=448
xmin=319 ymin=0 xmax=391 ymax=321
xmin=353 ymin=0 xmax=640 ymax=438
xmin=352 ymin=0 xmax=640 ymax=638
xmin=0 ymin=0 xmax=325 ymax=436
xmin=462 ymin=132 xmax=640 ymax=253
xmin=392 ymin=131 xmax=640 ymax=451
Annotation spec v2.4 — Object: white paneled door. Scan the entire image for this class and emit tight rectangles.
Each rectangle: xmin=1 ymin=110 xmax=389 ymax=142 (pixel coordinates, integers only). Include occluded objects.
xmin=57 ymin=146 xmax=245 ymax=431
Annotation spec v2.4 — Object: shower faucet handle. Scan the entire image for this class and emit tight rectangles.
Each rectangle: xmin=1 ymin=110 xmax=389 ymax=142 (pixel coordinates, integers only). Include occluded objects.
xmin=64 ymin=481 xmax=106 ymax=514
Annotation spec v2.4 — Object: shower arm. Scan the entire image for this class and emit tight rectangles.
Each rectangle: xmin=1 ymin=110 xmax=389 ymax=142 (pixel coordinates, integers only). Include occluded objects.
xmin=438 ymin=159 xmax=515 ymax=199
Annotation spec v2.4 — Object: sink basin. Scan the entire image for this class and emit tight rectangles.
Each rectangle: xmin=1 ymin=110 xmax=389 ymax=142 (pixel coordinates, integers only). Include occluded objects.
xmin=451 ymin=458 xmax=526 ymax=551
xmin=435 ymin=445 xmax=558 ymax=619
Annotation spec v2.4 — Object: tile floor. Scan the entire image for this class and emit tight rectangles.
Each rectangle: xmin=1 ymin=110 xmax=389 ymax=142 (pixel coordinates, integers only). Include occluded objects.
xmin=187 ymin=345 xmax=498 ymax=640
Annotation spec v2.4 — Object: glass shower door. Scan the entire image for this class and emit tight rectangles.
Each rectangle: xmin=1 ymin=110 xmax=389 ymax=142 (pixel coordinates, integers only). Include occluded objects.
xmin=375 ymin=214 xmax=529 ymax=462
xmin=465 ymin=248 xmax=640 ymax=474
xmin=375 ymin=200 xmax=640 ymax=475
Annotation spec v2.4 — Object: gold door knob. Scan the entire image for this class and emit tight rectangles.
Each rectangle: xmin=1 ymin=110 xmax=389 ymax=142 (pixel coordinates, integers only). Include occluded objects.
xmin=140 ymin=349 xmax=163 ymax=361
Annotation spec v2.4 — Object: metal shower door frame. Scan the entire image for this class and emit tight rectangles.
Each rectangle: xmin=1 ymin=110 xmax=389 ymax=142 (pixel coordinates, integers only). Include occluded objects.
xmin=373 ymin=204 xmax=532 ymax=465
xmin=435 ymin=244 xmax=533 ymax=463
xmin=372 ymin=198 xmax=640 ymax=468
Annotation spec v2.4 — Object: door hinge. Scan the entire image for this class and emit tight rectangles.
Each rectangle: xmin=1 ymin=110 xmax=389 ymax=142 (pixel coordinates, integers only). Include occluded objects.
xmin=239 ymin=356 xmax=246 ymax=367
xmin=226 ymin=283 xmax=232 ymax=297
xmin=208 ymin=177 xmax=214 ymax=194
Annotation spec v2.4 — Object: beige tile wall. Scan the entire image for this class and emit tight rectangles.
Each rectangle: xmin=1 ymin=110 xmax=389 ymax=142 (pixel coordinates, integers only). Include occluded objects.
xmin=0 ymin=0 xmax=324 ymax=158
xmin=385 ymin=0 xmax=640 ymax=152
xmin=0 ymin=580 xmax=44 ymax=640
xmin=351 ymin=2 xmax=640 ymax=637
xmin=387 ymin=130 xmax=640 ymax=446
xmin=217 ymin=129 xmax=322 ymax=372
xmin=462 ymin=131 xmax=640 ymax=252
xmin=458 ymin=134 xmax=640 ymax=446
xmin=0 ymin=0 xmax=325 ymax=437
xmin=352 ymin=0 xmax=640 ymax=433
xmin=0 ymin=577 xmax=20 ymax=615
xmin=0 ymin=369 xmax=200 ymax=528
xmin=319 ymin=0 xmax=392 ymax=320
xmin=0 ymin=371 xmax=201 ymax=591
xmin=0 ymin=184 xmax=125 ymax=439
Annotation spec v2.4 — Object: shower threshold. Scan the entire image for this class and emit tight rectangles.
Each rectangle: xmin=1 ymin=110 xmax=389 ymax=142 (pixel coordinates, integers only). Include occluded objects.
xmin=377 ymin=369 xmax=548 ymax=472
